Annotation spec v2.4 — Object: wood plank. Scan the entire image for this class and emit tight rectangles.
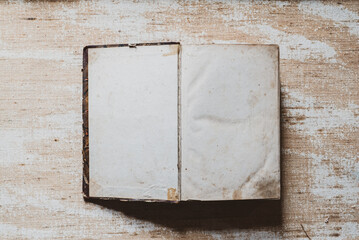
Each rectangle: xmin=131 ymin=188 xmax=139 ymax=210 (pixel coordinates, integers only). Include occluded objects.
xmin=0 ymin=1 xmax=358 ymax=239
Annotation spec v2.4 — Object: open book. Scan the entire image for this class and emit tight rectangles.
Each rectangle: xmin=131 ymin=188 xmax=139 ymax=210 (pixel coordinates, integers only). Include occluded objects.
xmin=82 ymin=43 xmax=280 ymax=202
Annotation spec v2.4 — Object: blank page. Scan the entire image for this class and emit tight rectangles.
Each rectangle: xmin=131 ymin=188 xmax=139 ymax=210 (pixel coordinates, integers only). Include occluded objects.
xmin=180 ymin=45 xmax=280 ymax=200
xmin=88 ymin=44 xmax=179 ymax=200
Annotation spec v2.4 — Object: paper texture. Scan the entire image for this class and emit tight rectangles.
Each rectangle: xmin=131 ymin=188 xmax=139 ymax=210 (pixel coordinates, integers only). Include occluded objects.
xmin=180 ymin=45 xmax=280 ymax=200
xmin=88 ymin=44 xmax=179 ymax=200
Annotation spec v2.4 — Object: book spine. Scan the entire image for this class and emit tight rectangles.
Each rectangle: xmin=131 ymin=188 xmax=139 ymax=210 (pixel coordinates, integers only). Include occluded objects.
xmin=177 ymin=44 xmax=182 ymax=201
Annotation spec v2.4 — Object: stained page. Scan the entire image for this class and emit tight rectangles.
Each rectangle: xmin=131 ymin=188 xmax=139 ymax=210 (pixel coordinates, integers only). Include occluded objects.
xmin=88 ymin=44 xmax=179 ymax=200
xmin=180 ymin=45 xmax=280 ymax=200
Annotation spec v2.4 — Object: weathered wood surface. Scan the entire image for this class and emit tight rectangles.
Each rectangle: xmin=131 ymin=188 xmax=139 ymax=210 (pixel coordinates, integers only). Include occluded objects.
xmin=0 ymin=1 xmax=358 ymax=239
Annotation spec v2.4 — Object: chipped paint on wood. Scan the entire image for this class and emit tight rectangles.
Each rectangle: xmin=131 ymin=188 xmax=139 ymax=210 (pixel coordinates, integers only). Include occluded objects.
xmin=0 ymin=0 xmax=358 ymax=239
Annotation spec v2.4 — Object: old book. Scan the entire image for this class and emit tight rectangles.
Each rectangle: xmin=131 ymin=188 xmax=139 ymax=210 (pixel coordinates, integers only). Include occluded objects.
xmin=83 ymin=43 xmax=280 ymax=202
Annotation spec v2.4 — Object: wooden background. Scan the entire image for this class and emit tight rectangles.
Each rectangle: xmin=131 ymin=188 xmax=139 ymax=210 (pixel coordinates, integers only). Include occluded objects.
xmin=0 ymin=1 xmax=358 ymax=239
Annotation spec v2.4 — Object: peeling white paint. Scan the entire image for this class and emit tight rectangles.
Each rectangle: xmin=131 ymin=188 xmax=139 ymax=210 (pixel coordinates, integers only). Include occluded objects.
xmin=0 ymin=0 xmax=358 ymax=239
xmin=309 ymin=153 xmax=358 ymax=202
xmin=0 ymin=49 xmax=76 ymax=62
xmin=236 ymin=24 xmax=337 ymax=63
xmin=0 ymin=186 xmax=161 ymax=236
xmin=1 ymin=111 xmax=81 ymax=166
xmin=282 ymin=88 xmax=359 ymax=134
xmin=211 ymin=230 xmax=281 ymax=240
xmin=0 ymin=223 xmax=57 ymax=239
xmin=284 ymin=149 xmax=358 ymax=205
xmin=298 ymin=1 xmax=359 ymax=38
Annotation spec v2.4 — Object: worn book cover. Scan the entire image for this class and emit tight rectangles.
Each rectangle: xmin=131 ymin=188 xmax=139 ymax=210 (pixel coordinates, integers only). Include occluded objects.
xmin=83 ymin=43 xmax=280 ymax=202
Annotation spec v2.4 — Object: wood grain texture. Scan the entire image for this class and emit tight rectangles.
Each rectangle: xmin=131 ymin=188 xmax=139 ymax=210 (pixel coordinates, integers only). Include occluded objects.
xmin=0 ymin=0 xmax=358 ymax=239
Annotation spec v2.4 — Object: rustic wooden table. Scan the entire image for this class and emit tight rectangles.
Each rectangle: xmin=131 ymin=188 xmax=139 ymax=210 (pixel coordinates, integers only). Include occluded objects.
xmin=1 ymin=1 xmax=358 ymax=239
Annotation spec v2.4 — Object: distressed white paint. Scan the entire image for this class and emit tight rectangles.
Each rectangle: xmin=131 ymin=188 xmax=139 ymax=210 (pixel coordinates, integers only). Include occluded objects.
xmin=0 ymin=49 xmax=75 ymax=62
xmin=236 ymin=24 xmax=338 ymax=63
xmin=283 ymin=88 xmax=359 ymax=134
xmin=0 ymin=0 xmax=358 ymax=239
xmin=299 ymin=1 xmax=359 ymax=38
